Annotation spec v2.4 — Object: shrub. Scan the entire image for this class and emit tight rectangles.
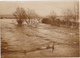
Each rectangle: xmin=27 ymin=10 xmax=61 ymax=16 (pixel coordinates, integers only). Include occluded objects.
xmin=42 ymin=18 xmax=52 ymax=24
xmin=13 ymin=7 xmax=27 ymax=25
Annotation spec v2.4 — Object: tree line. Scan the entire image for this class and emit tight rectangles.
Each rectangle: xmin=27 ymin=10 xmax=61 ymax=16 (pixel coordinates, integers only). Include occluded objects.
xmin=42 ymin=1 xmax=79 ymax=29
xmin=13 ymin=1 xmax=79 ymax=28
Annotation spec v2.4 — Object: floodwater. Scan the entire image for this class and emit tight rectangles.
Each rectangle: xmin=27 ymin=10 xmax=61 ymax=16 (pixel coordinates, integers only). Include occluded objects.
xmin=1 ymin=19 xmax=79 ymax=58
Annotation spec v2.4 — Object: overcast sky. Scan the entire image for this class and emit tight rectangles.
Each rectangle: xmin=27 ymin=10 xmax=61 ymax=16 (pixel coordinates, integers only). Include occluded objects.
xmin=0 ymin=1 xmax=77 ymax=16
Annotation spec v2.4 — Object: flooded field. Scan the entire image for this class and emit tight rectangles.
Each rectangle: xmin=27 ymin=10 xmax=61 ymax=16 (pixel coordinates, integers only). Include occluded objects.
xmin=1 ymin=19 xmax=79 ymax=58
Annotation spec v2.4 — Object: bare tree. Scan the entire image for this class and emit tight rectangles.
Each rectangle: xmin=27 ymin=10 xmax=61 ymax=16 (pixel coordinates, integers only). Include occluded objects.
xmin=62 ymin=9 xmax=74 ymax=27
xmin=13 ymin=7 xmax=27 ymax=25
xmin=62 ymin=1 xmax=79 ymax=28
xmin=48 ymin=11 xmax=56 ymax=20
xmin=74 ymin=1 xmax=79 ymax=21
xmin=47 ymin=11 xmax=57 ymax=25
xmin=25 ymin=8 xmax=40 ymax=27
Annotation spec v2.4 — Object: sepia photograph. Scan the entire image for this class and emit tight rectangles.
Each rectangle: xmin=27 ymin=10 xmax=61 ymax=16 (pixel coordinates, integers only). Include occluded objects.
xmin=0 ymin=0 xmax=79 ymax=58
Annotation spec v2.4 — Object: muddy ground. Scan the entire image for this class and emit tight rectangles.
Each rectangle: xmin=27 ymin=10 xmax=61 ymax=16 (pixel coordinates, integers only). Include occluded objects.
xmin=1 ymin=19 xmax=79 ymax=58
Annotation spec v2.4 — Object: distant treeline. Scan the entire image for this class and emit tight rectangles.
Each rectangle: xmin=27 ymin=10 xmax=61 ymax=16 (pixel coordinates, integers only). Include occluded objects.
xmin=42 ymin=17 xmax=79 ymax=29
xmin=0 ymin=15 xmax=15 ymax=19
